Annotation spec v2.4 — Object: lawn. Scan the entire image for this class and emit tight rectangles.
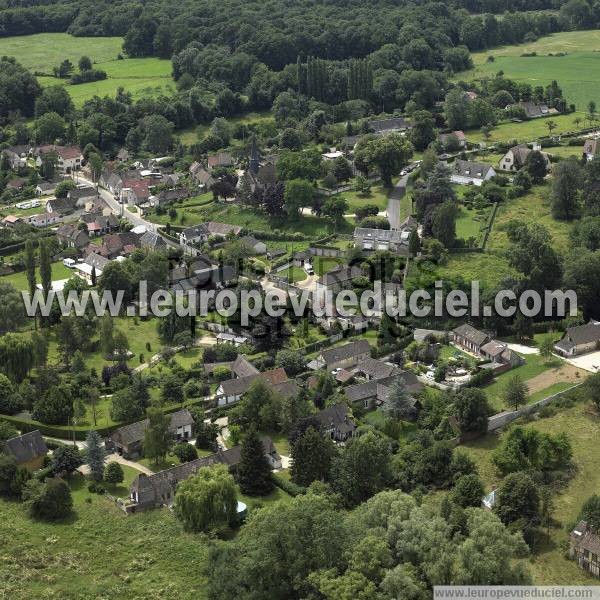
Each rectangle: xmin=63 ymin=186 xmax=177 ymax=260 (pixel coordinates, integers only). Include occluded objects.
xmin=488 ymin=185 xmax=573 ymax=254
xmin=454 ymin=204 xmax=491 ymax=244
xmin=481 ymin=354 xmax=566 ymax=411
xmin=458 ymin=30 xmax=600 ymax=109
xmin=0 ymin=33 xmax=173 ymax=107
xmin=342 ymin=183 xmax=389 ymax=212
xmin=177 ymin=111 xmax=275 ymax=145
xmin=1 ymin=260 xmax=73 ymax=291
xmin=434 ymin=251 xmax=518 ymax=290
xmin=462 ymin=402 xmax=600 ymax=584
xmin=281 ymin=266 xmax=307 ymax=283
xmin=191 ymin=203 xmax=352 ymax=238
xmin=0 ymin=474 xmax=210 ymax=598
xmin=464 ymin=113 xmax=585 ymax=145
xmin=102 ymin=463 xmax=143 ymax=498
xmin=313 ymin=256 xmax=343 ymax=276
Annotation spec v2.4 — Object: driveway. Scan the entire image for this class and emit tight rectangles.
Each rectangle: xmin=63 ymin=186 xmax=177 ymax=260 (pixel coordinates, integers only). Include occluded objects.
xmin=506 ymin=343 xmax=540 ymax=355
xmin=564 ymin=350 xmax=600 ymax=373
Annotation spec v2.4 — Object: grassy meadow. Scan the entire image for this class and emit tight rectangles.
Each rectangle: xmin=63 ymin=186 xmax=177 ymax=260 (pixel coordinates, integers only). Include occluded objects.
xmin=0 ymin=33 xmax=173 ymax=106
xmin=458 ymin=30 xmax=600 ymax=110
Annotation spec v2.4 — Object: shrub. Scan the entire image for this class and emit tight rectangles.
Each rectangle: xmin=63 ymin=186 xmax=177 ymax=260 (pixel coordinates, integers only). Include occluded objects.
xmin=24 ymin=478 xmax=73 ymax=520
xmin=272 ymin=473 xmax=306 ymax=497
xmin=173 ymin=442 xmax=198 ymax=463
xmin=104 ymin=461 xmax=124 ymax=485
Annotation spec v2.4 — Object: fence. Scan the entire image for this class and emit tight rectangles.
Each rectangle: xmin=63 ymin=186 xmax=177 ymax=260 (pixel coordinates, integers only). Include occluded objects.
xmin=486 ymin=382 xmax=583 ymax=432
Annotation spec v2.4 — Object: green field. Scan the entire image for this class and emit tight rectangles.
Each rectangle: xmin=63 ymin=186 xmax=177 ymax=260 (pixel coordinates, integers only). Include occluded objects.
xmin=459 ymin=30 xmax=600 ymax=110
xmin=1 ymin=261 xmax=73 ymax=291
xmin=341 ymin=184 xmax=388 ymax=212
xmin=455 ymin=204 xmax=491 ymax=243
xmin=0 ymin=33 xmax=173 ymax=107
xmin=463 ymin=402 xmax=600 ymax=584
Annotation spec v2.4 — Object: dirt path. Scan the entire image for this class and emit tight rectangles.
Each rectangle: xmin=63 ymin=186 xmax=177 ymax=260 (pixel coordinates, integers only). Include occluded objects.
xmin=526 ymin=363 xmax=586 ymax=394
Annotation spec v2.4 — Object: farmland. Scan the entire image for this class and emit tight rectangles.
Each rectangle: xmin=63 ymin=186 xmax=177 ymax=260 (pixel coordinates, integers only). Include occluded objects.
xmin=459 ymin=30 xmax=600 ymax=110
xmin=0 ymin=33 xmax=173 ymax=107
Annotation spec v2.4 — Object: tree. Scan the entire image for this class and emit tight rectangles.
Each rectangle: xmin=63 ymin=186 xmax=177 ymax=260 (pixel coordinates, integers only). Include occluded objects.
xmin=284 ymin=178 xmax=313 ymax=218
xmin=494 ymin=471 xmax=540 ymax=528
xmin=0 ymin=283 xmax=27 ymax=335
xmin=579 ymin=495 xmax=600 ymax=530
xmin=35 ymin=112 xmax=66 ymax=143
xmin=35 ymin=85 xmax=73 ymax=118
xmin=432 ymin=201 xmax=457 ymax=247
xmin=51 ymin=445 xmax=82 ymax=475
xmin=452 ymin=473 xmax=485 ymax=508
xmin=0 ymin=374 xmax=20 ymax=415
xmin=545 ymin=119 xmax=557 ymax=136
xmin=23 ymin=478 xmax=73 ymax=520
xmin=275 ymin=349 xmax=306 ymax=376
xmin=78 ymin=56 xmax=93 ymax=71
xmin=25 ymin=240 xmax=36 ymax=303
xmin=524 ymin=150 xmax=548 ymax=183
xmin=110 ymin=387 xmax=145 ymax=422
xmin=173 ymin=442 xmax=198 ymax=463
xmin=33 ymin=385 xmax=73 ymax=425
xmin=38 ymin=238 xmax=52 ymax=299
xmin=54 ymin=179 xmax=76 ymax=198
xmin=104 ymin=461 xmax=124 ymax=485
xmin=444 ymin=88 xmax=469 ymax=130
xmin=408 ymin=229 xmax=421 ymax=257
xmin=330 ymin=431 xmax=391 ymax=507
xmin=538 ymin=336 xmax=555 ymax=360
xmin=409 ymin=110 xmax=437 ymax=151
xmin=382 ymin=377 xmax=415 ymax=420
xmin=0 ymin=454 xmax=29 ymax=498
xmin=453 ymin=388 xmax=490 ymax=434
xmin=355 ymin=134 xmax=413 ymax=187
xmin=143 ymin=407 xmax=172 ymax=465
xmin=84 ymin=430 xmax=106 ymax=482
xmin=237 ymin=428 xmax=273 ymax=496
xmin=322 ymin=196 xmax=349 ymax=229
xmin=290 ymin=426 xmax=335 ymax=487
xmin=331 ymin=156 xmax=353 ymax=182
xmin=98 ymin=261 xmax=133 ymax=305
xmin=551 ymin=158 xmax=583 ymax=220
xmin=161 ymin=373 xmax=184 ymax=405
xmin=175 ymin=464 xmax=237 ymax=532
xmin=196 ymin=421 xmax=219 ymax=450
xmin=503 ymin=374 xmax=528 ymax=411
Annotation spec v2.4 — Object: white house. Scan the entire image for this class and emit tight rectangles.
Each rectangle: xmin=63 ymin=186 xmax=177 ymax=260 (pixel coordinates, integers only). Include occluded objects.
xmin=450 ymin=159 xmax=496 ymax=186
xmin=498 ymin=144 xmax=551 ymax=172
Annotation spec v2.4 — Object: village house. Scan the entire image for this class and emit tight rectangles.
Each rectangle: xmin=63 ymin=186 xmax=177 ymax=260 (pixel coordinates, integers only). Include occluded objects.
xmin=439 ymin=131 xmax=467 ymax=149
xmin=4 ymin=430 xmax=47 ymax=471
xmin=478 ymin=340 xmax=525 ymax=373
xmin=105 ymin=409 xmax=195 ymax=459
xmin=56 ymin=223 xmax=90 ymax=250
xmin=179 ymin=222 xmax=242 ymax=249
xmin=87 ymin=231 xmax=141 ymax=259
xmin=74 ymin=253 xmax=109 ymax=283
xmin=129 ymin=437 xmax=281 ymax=510
xmin=80 ymin=213 xmax=119 ymax=236
xmin=189 ymin=161 xmax=217 ymax=189
xmin=511 ymin=101 xmax=557 ymax=119
xmin=315 ymin=403 xmax=357 ymax=442
xmin=2 ymin=146 xmax=29 ymax=169
xmin=238 ymin=235 xmax=267 ymax=255
xmin=450 ymin=159 xmax=496 ymax=186
xmin=368 ymin=117 xmax=412 ymax=135
xmin=570 ymin=521 xmax=600 ymax=578
xmin=140 ymin=230 xmax=167 ymax=251
xmin=215 ymin=367 xmax=299 ymax=407
xmin=119 ymin=179 xmax=152 ymax=206
xmin=583 ymin=138 xmax=600 ymax=162
xmin=46 ymin=196 xmax=78 ymax=215
xmin=498 ymin=144 xmax=551 ymax=172
xmin=315 ymin=264 xmax=365 ymax=295
xmin=345 ymin=371 xmax=423 ymax=412
xmin=2 ymin=215 xmax=21 ymax=228
xmin=353 ymin=357 xmax=402 ymax=381
xmin=207 ymin=152 xmax=234 ymax=170
xmin=35 ymin=145 xmax=83 ymax=174
xmin=6 ymin=178 xmax=27 ymax=191
xmin=452 ymin=323 xmax=490 ymax=354
xmin=313 ymin=339 xmax=372 ymax=371
xmin=68 ymin=187 xmax=98 ymax=205
xmin=28 ymin=213 xmax=62 ymax=228
xmin=353 ymin=223 xmax=414 ymax=254
xmin=35 ymin=181 xmax=60 ymax=196
xmin=555 ymin=320 xmax=600 ymax=357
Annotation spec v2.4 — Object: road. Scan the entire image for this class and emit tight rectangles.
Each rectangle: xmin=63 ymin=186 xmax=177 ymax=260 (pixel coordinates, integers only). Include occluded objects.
xmin=78 ymin=175 xmax=179 ymax=249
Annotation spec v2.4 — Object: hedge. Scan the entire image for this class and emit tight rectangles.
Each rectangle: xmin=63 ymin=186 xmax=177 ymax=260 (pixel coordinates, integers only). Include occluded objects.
xmin=272 ymin=473 xmax=306 ymax=497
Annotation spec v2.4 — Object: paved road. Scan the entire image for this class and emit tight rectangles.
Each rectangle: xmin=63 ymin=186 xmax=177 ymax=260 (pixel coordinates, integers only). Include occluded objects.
xmin=387 ymin=173 xmax=409 ymax=230
xmin=78 ymin=176 xmax=179 ymax=249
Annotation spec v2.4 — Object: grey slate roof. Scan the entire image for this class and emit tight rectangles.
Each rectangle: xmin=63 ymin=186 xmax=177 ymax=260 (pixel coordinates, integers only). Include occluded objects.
xmin=453 ymin=323 xmax=489 ymax=347
xmin=315 ymin=403 xmax=356 ymax=436
xmin=354 ymin=358 xmax=400 ymax=380
xmin=320 ymin=339 xmax=371 ymax=367
xmin=317 ymin=264 xmax=365 ymax=287
xmin=111 ymin=409 xmax=194 ymax=446
xmin=140 ymin=231 xmax=167 ymax=250
xmin=563 ymin=321 xmax=600 ymax=345
xmin=452 ymin=159 xmax=494 ymax=180
xmin=368 ymin=117 xmax=412 ymax=133
xmin=231 ymin=355 xmax=260 ymax=378
xmin=5 ymin=430 xmax=47 ymax=464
